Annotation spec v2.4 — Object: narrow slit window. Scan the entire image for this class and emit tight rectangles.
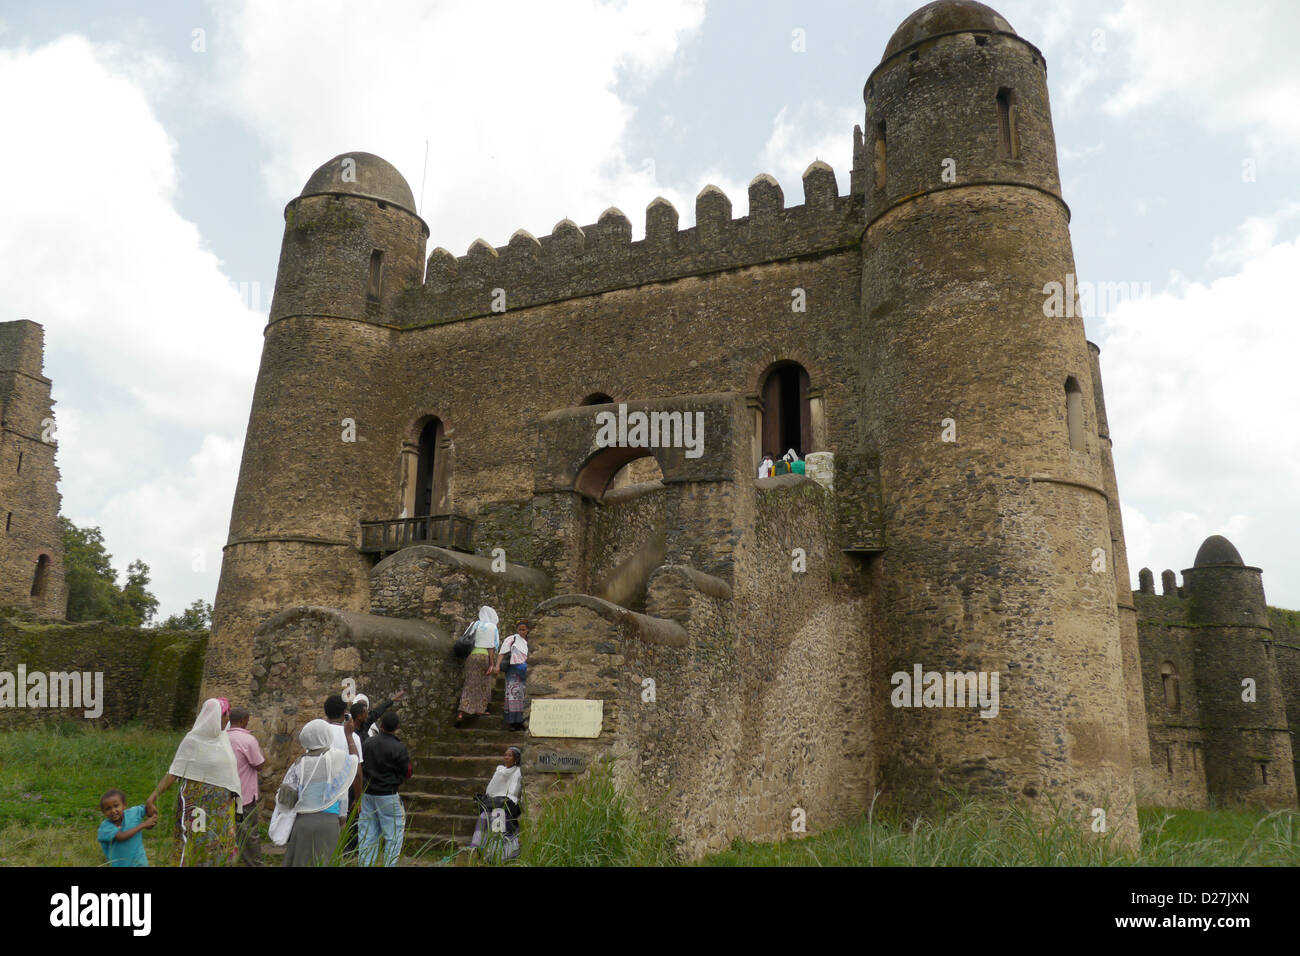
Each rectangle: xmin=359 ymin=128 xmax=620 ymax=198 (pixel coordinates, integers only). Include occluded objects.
xmin=1160 ymin=661 xmax=1180 ymax=711
xmin=997 ymin=87 xmax=1019 ymax=159
xmin=1166 ymin=746 xmax=1173 ymax=775
xmin=1065 ymin=377 xmax=1085 ymax=451
xmin=16 ymin=451 xmax=22 ymax=474
xmin=874 ymin=121 xmax=887 ymax=191
xmin=367 ymin=250 xmax=384 ymax=301
xmin=1261 ymin=762 xmax=1269 ymax=785
xmin=4 ymin=512 xmax=10 ymax=532
xmin=31 ymin=554 xmax=49 ymax=598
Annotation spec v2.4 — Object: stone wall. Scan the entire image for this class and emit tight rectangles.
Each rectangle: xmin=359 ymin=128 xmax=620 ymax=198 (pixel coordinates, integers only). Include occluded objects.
xmin=1136 ymin=584 xmax=1300 ymax=809
xmin=1134 ymin=593 xmax=1208 ymax=807
xmin=0 ymin=614 xmax=205 ymax=729
xmin=368 ymin=545 xmax=551 ymax=637
xmin=246 ymin=606 xmax=458 ymax=800
xmin=0 ymin=321 xmax=66 ymax=619
xmin=522 ymin=474 xmax=874 ymax=859
xmin=584 ymin=482 xmax=666 ymax=606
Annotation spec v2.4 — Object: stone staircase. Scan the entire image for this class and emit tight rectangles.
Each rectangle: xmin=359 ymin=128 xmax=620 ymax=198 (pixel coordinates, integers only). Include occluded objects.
xmin=402 ymin=678 xmax=527 ymax=852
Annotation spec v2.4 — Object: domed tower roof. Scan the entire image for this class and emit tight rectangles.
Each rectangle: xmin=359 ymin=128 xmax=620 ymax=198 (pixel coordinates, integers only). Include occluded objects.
xmin=882 ymin=0 xmax=1016 ymax=61
xmin=1193 ymin=534 xmax=1245 ymax=567
xmin=299 ymin=152 xmax=417 ymax=214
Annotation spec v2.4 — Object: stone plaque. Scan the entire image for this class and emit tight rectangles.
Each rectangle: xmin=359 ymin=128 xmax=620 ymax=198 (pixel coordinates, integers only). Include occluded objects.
xmin=528 ymin=699 xmax=603 ymax=738
xmin=533 ymin=750 xmax=588 ymax=773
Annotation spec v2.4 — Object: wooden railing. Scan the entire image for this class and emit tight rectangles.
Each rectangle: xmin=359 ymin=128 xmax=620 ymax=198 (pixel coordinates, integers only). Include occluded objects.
xmin=359 ymin=514 xmax=475 ymax=555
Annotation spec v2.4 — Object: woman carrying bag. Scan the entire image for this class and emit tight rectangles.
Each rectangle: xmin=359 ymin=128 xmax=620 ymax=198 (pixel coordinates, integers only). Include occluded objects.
xmin=271 ymin=719 xmax=359 ymax=867
xmin=455 ymin=605 xmax=500 ymax=727
xmin=494 ymin=619 xmax=530 ymax=732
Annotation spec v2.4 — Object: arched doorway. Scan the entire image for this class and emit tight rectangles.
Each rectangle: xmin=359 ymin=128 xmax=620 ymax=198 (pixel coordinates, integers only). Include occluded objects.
xmin=575 ymin=446 xmax=661 ymax=499
xmin=414 ymin=417 xmax=447 ymax=517
xmin=760 ymin=362 xmax=811 ymax=460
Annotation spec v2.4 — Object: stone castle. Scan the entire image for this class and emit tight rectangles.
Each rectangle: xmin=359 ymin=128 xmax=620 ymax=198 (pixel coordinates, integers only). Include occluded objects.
xmin=0 ymin=319 xmax=66 ymax=619
xmin=189 ymin=0 xmax=1297 ymax=854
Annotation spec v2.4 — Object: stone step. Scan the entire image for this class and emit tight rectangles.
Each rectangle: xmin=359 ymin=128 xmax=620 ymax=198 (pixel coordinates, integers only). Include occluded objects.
xmin=408 ymin=774 xmax=487 ymax=797
xmin=407 ymin=811 xmax=482 ymax=842
xmin=415 ymin=739 xmax=522 ymax=757
xmin=441 ymin=723 xmax=528 ymax=739
xmin=403 ymin=831 xmax=470 ymax=852
xmin=405 ymin=792 xmax=483 ymax=815
xmin=411 ymin=754 xmax=502 ymax=776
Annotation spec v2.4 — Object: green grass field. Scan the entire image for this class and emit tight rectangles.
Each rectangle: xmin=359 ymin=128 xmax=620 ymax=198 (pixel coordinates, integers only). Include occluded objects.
xmin=3 ymin=724 xmax=1298 ymax=867
xmin=0 ymin=722 xmax=183 ymax=866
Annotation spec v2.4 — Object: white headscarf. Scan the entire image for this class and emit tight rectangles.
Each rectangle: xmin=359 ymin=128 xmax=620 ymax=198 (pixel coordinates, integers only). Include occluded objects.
xmin=784 ymin=448 xmax=799 ymax=462
xmin=287 ymin=719 xmax=359 ymax=814
xmin=169 ymin=698 xmax=242 ymax=799
xmin=478 ymin=606 xmax=499 ymax=627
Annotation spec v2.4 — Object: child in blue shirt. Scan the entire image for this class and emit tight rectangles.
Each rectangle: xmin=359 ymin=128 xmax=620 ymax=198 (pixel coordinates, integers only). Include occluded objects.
xmin=97 ymin=789 xmax=155 ymax=867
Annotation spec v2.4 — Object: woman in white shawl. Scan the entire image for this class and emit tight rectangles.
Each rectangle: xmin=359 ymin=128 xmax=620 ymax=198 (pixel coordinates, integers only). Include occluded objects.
xmin=468 ymin=746 xmax=523 ymax=862
xmin=274 ymin=719 xmax=360 ymax=867
xmin=456 ymin=605 xmax=500 ymax=726
xmin=145 ymin=698 xmax=242 ymax=866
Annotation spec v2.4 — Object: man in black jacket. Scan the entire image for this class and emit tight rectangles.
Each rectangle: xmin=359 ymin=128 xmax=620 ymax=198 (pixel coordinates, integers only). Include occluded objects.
xmin=358 ymin=710 xmax=413 ymax=867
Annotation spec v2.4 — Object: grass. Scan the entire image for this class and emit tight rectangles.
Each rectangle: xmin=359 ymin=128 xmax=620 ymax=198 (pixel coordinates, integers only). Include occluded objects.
xmin=4 ymin=725 xmax=1299 ymax=866
xmin=700 ymin=797 xmax=1300 ymax=866
xmin=513 ymin=762 xmax=680 ymax=867
xmin=0 ymin=721 xmax=183 ymax=866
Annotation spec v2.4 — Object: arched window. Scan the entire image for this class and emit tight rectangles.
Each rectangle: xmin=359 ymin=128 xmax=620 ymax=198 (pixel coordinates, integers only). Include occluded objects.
xmin=367 ymin=250 xmax=384 ymax=301
xmin=760 ymin=362 xmax=811 ymax=462
xmin=31 ymin=554 xmax=49 ymax=598
xmin=997 ymin=88 xmax=1019 ymax=159
xmin=414 ymin=418 xmax=446 ymax=517
xmin=580 ymin=393 xmax=614 ymax=407
xmin=874 ymin=121 xmax=887 ymax=191
xmin=1064 ymin=376 xmax=1084 ymax=451
xmin=1160 ymin=661 xmax=1180 ymax=711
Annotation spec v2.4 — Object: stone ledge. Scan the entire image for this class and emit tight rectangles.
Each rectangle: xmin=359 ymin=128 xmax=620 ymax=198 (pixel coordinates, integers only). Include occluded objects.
xmin=534 ymin=594 xmax=689 ymax=648
xmin=371 ymin=545 xmax=552 ymax=591
xmin=254 ymin=605 xmax=451 ymax=652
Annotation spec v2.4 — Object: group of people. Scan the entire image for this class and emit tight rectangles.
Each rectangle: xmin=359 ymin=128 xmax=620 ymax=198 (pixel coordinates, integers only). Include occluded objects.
xmin=757 ymin=449 xmax=805 ymax=478
xmin=97 ymin=607 xmax=534 ymax=867
xmin=97 ymin=692 xmax=414 ymax=867
xmin=456 ymin=606 xmax=530 ymax=733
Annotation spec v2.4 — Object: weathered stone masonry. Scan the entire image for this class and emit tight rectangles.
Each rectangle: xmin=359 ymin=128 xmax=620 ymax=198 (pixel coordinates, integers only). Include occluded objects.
xmin=203 ymin=1 xmax=1293 ymax=855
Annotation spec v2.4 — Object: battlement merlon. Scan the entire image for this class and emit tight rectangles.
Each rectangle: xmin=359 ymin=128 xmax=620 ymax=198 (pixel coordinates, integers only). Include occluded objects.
xmin=0 ymin=320 xmax=51 ymax=383
xmin=401 ymin=161 xmax=863 ymax=326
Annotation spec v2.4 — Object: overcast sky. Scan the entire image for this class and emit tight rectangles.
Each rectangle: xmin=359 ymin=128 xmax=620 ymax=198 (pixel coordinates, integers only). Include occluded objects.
xmin=1 ymin=0 xmax=1296 ymax=617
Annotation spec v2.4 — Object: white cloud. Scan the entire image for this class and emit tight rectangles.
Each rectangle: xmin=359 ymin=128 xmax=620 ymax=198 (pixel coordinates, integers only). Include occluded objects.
xmin=1100 ymin=230 xmax=1300 ymax=607
xmin=1208 ymin=200 xmax=1300 ymax=271
xmin=758 ymin=102 xmax=857 ymax=201
xmin=1102 ymin=0 xmax=1300 ymax=154
xmin=0 ymin=34 xmax=261 ymax=617
xmin=210 ymin=0 xmax=706 ymax=247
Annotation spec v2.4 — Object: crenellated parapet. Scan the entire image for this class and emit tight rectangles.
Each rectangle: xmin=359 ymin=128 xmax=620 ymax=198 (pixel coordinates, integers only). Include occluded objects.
xmin=406 ymin=162 xmax=861 ymax=325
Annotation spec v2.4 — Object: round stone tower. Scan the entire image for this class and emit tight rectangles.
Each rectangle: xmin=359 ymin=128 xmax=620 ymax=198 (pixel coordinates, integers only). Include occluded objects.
xmin=202 ymin=152 xmax=428 ymax=701
xmin=1184 ymin=535 xmax=1297 ymax=806
xmin=860 ymin=1 xmax=1138 ymax=836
